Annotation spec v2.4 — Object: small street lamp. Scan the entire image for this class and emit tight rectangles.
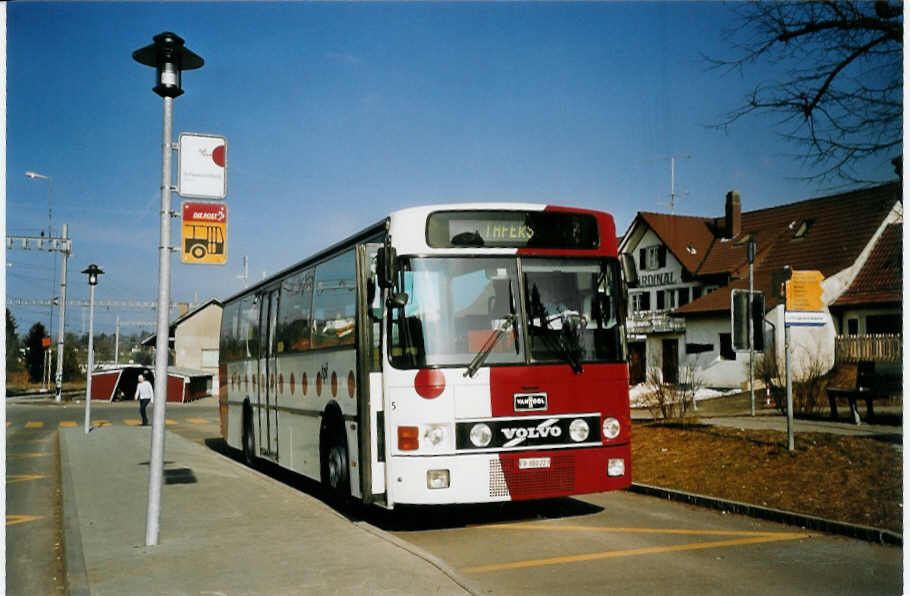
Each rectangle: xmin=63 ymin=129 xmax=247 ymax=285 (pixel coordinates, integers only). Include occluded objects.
xmin=81 ymin=264 xmax=103 ymax=434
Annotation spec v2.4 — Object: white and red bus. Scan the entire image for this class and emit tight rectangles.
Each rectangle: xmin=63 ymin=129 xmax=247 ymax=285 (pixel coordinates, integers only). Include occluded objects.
xmin=219 ymin=204 xmax=632 ymax=507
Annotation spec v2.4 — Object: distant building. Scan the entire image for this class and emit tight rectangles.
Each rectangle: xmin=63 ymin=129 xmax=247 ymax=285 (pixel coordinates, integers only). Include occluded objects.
xmin=142 ymin=297 xmax=223 ymax=393
xmin=620 ymin=182 xmax=902 ymax=388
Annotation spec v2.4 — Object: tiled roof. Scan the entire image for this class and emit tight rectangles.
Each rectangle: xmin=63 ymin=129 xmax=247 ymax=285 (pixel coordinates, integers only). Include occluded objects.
xmin=832 ymin=223 xmax=902 ymax=307
xmin=637 ymin=212 xmax=715 ymax=273
xmin=664 ymin=182 xmax=901 ymax=315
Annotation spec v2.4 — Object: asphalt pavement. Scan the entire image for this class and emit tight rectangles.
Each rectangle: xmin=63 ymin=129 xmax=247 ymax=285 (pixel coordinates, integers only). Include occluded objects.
xmin=59 ymin=425 xmax=477 ymax=596
xmin=51 ymin=397 xmax=900 ymax=595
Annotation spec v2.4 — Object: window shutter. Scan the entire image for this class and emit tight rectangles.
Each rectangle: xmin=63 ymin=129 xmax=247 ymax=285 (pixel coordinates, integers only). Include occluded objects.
xmin=658 ymin=246 xmax=667 ymax=268
xmin=639 ymin=248 xmax=646 ymax=270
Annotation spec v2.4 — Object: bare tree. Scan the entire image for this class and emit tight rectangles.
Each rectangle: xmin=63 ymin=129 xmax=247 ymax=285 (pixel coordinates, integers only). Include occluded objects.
xmin=710 ymin=1 xmax=902 ymax=184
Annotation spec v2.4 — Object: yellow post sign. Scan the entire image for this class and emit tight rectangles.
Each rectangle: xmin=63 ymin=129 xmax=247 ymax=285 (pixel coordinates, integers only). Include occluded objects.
xmin=785 ymin=270 xmax=824 ymax=311
xmin=181 ymin=202 xmax=227 ymax=265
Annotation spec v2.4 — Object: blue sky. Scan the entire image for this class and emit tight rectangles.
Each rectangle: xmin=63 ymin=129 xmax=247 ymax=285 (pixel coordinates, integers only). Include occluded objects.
xmin=6 ymin=2 xmax=899 ymax=337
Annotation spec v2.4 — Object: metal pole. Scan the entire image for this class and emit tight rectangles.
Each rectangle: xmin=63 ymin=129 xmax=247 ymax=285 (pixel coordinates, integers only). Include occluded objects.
xmin=749 ymin=261 xmax=755 ymax=417
xmin=146 ymin=95 xmax=173 ymax=547
xmin=785 ymin=320 xmax=794 ymax=451
xmin=55 ymin=224 xmax=68 ymax=402
xmin=84 ymin=283 xmax=95 ymax=434
xmin=115 ymin=315 xmax=120 ymax=365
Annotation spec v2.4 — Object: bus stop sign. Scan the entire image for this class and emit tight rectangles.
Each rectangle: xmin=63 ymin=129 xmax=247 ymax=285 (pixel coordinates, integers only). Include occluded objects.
xmin=181 ymin=201 xmax=227 ymax=265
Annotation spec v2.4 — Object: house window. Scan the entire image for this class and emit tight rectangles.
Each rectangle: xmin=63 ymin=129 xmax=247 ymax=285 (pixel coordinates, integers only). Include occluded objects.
xmin=678 ymin=287 xmax=690 ymax=306
xmin=847 ymin=319 xmax=859 ymax=336
xmin=866 ymin=314 xmax=900 ymax=335
xmin=692 ymin=286 xmax=703 ymax=300
xmin=639 ymin=246 xmax=667 ymax=271
xmin=656 ymin=290 xmax=665 ymax=310
xmin=666 ymin=290 xmax=677 ymax=309
xmin=792 ymin=219 xmax=814 ymax=239
xmin=633 ymin=292 xmax=651 ymax=312
xmin=719 ymin=333 xmax=735 ymax=360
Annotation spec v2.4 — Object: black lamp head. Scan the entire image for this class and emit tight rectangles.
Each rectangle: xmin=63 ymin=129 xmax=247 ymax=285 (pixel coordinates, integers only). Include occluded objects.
xmin=132 ymin=31 xmax=204 ymax=98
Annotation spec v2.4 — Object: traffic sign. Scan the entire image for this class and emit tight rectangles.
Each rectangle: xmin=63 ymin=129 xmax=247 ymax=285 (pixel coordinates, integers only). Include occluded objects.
xmin=181 ymin=202 xmax=227 ymax=265
xmin=177 ymin=133 xmax=227 ymax=199
xmin=785 ymin=270 xmax=824 ymax=312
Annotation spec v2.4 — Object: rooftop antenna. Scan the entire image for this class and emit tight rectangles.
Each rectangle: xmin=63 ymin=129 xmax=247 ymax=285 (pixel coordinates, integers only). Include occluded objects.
xmin=237 ymin=255 xmax=249 ymax=288
xmin=656 ymin=154 xmax=690 ymax=214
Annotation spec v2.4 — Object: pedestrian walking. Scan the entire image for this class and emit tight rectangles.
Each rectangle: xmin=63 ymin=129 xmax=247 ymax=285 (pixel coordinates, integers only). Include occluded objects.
xmin=135 ymin=373 xmax=155 ymax=426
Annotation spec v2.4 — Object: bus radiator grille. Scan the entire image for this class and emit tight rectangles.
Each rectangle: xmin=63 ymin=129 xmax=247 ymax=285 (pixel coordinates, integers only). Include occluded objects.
xmin=489 ymin=456 xmax=575 ymax=498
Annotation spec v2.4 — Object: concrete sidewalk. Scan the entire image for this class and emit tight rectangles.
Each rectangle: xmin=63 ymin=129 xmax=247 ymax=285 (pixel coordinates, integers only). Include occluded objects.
xmin=60 ymin=427 xmax=475 ymax=595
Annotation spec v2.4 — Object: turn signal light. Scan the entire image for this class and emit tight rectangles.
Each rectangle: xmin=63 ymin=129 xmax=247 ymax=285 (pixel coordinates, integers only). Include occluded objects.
xmin=398 ymin=426 xmax=419 ymax=450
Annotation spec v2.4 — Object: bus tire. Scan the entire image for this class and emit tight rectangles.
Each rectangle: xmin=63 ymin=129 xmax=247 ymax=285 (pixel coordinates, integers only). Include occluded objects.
xmin=242 ymin=402 xmax=256 ymax=467
xmin=320 ymin=417 xmax=350 ymax=500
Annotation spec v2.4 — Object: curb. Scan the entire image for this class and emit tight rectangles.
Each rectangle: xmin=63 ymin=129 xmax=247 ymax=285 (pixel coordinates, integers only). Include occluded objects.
xmin=59 ymin=432 xmax=91 ymax=596
xmin=629 ymin=482 xmax=902 ymax=546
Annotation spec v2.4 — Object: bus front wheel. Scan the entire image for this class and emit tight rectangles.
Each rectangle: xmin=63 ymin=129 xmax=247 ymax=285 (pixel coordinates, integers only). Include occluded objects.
xmin=321 ymin=423 xmax=350 ymax=499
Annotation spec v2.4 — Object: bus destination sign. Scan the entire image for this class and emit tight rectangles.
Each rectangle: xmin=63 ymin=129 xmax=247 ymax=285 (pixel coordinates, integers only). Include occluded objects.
xmin=427 ymin=210 xmax=599 ymax=250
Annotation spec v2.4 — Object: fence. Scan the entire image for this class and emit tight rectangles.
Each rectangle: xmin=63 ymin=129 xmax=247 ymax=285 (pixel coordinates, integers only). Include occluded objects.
xmin=834 ymin=334 xmax=902 ymax=364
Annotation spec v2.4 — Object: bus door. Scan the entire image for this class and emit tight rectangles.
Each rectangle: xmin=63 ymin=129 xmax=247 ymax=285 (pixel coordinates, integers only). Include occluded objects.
xmin=258 ymin=289 xmax=280 ymax=460
xmin=356 ymin=242 xmax=385 ymax=504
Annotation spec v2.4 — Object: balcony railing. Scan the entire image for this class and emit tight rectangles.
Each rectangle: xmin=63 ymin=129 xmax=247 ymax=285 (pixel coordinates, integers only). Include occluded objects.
xmin=626 ymin=310 xmax=686 ymax=335
xmin=834 ymin=334 xmax=902 ymax=364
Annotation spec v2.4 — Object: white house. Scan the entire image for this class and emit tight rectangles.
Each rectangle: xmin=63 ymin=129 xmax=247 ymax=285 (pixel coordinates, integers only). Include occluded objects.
xmin=620 ymin=182 xmax=902 ymax=388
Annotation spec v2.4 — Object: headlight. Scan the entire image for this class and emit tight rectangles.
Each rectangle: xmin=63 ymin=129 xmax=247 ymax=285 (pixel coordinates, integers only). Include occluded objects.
xmin=424 ymin=424 xmax=447 ymax=447
xmin=602 ymin=417 xmax=621 ymax=440
xmin=427 ymin=469 xmax=450 ymax=489
xmin=569 ymin=419 xmax=590 ymax=442
xmin=608 ymin=458 xmax=625 ymax=477
xmin=470 ymin=423 xmax=492 ymax=447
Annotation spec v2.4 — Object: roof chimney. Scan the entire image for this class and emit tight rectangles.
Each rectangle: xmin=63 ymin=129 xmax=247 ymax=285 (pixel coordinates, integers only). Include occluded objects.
xmin=725 ymin=190 xmax=741 ymax=238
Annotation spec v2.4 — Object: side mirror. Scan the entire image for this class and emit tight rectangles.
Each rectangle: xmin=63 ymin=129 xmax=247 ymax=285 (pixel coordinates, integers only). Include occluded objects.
xmin=377 ymin=242 xmax=397 ymax=289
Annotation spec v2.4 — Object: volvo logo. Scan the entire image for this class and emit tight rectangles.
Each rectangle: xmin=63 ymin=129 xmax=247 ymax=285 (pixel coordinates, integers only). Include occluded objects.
xmin=501 ymin=418 xmax=562 ymax=447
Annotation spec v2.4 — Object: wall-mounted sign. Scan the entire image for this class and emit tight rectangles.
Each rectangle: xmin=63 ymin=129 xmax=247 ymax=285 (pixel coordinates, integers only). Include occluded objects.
xmin=639 ymin=272 xmax=675 ymax=287
xmin=181 ymin=201 xmax=227 ymax=265
xmin=177 ymin=133 xmax=227 ymax=200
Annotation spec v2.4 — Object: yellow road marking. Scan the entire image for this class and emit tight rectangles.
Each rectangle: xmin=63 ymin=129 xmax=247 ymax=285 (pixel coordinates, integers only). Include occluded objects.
xmin=463 ymin=533 xmax=808 ymax=573
xmin=92 ymin=420 xmax=112 ymax=427
xmin=24 ymin=421 xmax=44 ymax=429
xmin=8 ymin=453 xmax=50 ymax=460
xmin=7 ymin=514 xmax=43 ymax=526
xmin=8 ymin=474 xmax=46 ymax=484
xmin=59 ymin=421 xmax=77 ymax=428
xmin=125 ymin=419 xmax=142 ymax=426
xmin=186 ymin=418 xmax=211 ymax=424
xmin=166 ymin=419 xmax=177 ymax=426
xmin=479 ymin=523 xmax=793 ymax=538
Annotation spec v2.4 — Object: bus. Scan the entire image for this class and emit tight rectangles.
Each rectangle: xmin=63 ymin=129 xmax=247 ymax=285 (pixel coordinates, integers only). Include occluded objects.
xmin=219 ymin=204 xmax=633 ymax=507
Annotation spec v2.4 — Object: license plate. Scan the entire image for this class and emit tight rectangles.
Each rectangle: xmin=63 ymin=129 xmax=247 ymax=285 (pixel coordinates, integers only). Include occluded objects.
xmin=518 ymin=457 xmax=551 ymax=470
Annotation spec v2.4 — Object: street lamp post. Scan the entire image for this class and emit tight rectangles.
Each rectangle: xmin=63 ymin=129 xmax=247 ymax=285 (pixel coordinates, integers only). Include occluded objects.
xmin=132 ymin=31 xmax=204 ymax=547
xmin=25 ymin=171 xmax=55 ymax=393
xmin=81 ymin=264 xmax=103 ymax=435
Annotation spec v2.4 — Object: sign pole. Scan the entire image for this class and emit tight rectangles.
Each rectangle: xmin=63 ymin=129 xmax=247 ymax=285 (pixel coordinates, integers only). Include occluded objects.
xmin=784 ymin=278 xmax=794 ymax=451
xmin=747 ymin=239 xmax=755 ymax=417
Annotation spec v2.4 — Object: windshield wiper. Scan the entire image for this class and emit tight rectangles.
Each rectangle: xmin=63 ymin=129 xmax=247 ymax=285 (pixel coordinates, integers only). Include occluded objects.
xmin=464 ymin=313 xmax=517 ymax=378
xmin=539 ymin=313 xmax=584 ymax=374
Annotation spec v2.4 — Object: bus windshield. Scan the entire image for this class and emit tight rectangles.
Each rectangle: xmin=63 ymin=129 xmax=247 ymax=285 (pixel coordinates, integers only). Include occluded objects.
xmin=388 ymin=257 xmax=624 ymax=369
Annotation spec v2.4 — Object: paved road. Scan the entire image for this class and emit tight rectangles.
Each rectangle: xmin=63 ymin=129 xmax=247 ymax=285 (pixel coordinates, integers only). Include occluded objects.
xmin=6 ymin=398 xmax=221 ymax=595
xmin=7 ymin=398 xmax=902 ymax=595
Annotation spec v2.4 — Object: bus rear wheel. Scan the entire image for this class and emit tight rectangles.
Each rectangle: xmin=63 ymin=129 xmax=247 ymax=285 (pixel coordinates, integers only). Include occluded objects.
xmin=242 ymin=407 xmax=256 ymax=467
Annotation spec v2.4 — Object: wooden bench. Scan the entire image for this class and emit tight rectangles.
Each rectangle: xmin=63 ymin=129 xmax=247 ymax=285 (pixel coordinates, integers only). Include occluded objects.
xmin=826 ymin=361 xmax=900 ymax=425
